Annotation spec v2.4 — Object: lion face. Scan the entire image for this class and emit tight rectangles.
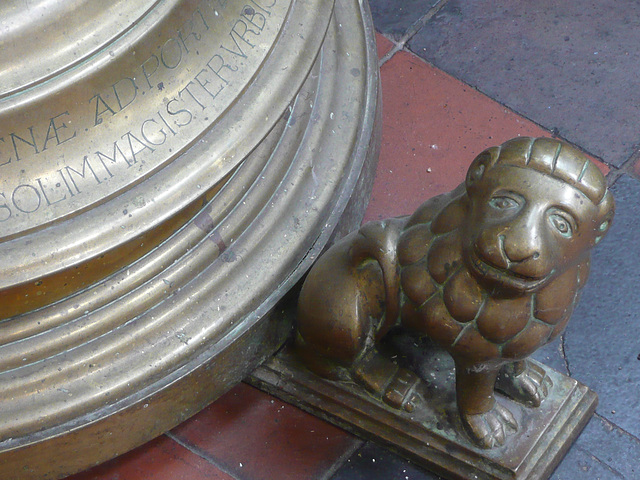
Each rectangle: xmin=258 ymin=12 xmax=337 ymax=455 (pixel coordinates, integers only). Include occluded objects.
xmin=462 ymin=164 xmax=610 ymax=294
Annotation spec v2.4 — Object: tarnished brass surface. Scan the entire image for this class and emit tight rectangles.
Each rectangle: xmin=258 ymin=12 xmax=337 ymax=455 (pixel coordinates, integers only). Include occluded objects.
xmin=251 ymin=347 xmax=598 ymax=480
xmin=0 ymin=0 xmax=381 ymax=477
xmin=294 ymin=137 xmax=614 ymax=451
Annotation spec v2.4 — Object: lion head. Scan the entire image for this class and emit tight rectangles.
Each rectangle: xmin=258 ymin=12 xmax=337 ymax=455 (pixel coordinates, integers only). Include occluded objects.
xmin=462 ymin=137 xmax=614 ymax=294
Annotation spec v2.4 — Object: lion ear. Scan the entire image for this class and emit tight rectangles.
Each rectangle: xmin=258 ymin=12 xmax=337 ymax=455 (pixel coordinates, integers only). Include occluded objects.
xmin=466 ymin=148 xmax=497 ymax=190
xmin=466 ymin=162 xmax=485 ymax=187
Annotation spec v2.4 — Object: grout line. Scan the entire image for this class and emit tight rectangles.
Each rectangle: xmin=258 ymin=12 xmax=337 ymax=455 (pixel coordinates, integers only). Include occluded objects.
xmin=401 ymin=0 xmax=450 ymax=44
xmin=379 ymin=42 xmax=402 ymax=67
xmin=320 ymin=438 xmax=366 ymax=480
xmin=164 ymin=432 xmax=243 ymax=480
xmin=593 ymin=412 xmax=640 ymax=445
xmin=379 ymin=0 xmax=451 ymax=67
xmin=574 ymin=444 xmax=626 ymax=479
xmin=617 ymin=146 xmax=640 ymax=171
xmin=606 ymin=147 xmax=640 ymax=187
xmin=606 ymin=167 xmax=625 ymax=187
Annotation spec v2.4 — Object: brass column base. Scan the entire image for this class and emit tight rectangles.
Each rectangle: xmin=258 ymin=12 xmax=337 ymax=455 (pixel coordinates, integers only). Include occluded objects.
xmin=250 ymin=345 xmax=597 ymax=480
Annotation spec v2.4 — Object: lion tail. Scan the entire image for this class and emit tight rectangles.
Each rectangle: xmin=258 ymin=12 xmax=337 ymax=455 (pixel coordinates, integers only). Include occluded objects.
xmin=349 ymin=217 xmax=407 ymax=340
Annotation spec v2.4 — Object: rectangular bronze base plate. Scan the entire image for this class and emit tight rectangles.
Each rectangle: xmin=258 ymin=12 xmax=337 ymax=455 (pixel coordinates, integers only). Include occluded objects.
xmin=248 ymin=348 xmax=597 ymax=480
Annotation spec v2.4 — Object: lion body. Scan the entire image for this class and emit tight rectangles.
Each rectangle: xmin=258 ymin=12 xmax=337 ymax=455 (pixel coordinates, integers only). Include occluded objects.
xmin=297 ymin=187 xmax=586 ymax=372
xmin=295 ymin=137 xmax=613 ymax=448
xmin=397 ymin=189 xmax=587 ymax=366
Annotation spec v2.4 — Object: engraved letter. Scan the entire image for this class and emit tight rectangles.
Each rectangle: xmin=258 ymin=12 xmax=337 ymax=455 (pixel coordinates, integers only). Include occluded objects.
xmin=178 ymin=9 xmax=210 ymax=54
xmin=141 ymin=54 xmax=160 ymax=90
xmin=12 ymin=184 xmax=41 ymax=214
xmin=179 ymin=82 xmax=207 ymax=110
xmin=160 ymin=37 xmax=183 ymax=69
xmin=221 ymin=20 xmax=256 ymax=59
xmin=122 ymin=131 xmax=155 ymax=164
xmin=206 ymin=53 xmax=237 ymax=84
xmin=0 ymin=193 xmax=11 ymax=222
xmin=42 ymin=111 xmax=77 ymax=151
xmin=90 ymin=93 xmax=117 ymax=126
xmin=249 ymin=0 xmax=275 ymax=15
xmin=96 ymin=140 xmax=135 ymax=177
xmin=10 ymin=127 xmax=39 ymax=161
xmin=112 ymin=77 xmax=138 ymax=111
xmin=157 ymin=110 xmax=178 ymax=135
xmin=36 ymin=178 xmax=67 ymax=206
xmin=57 ymin=169 xmax=76 ymax=197
xmin=242 ymin=6 xmax=266 ymax=31
xmin=194 ymin=68 xmax=225 ymax=101
xmin=166 ymin=98 xmax=193 ymax=127
xmin=65 ymin=156 xmax=102 ymax=194
xmin=141 ymin=118 xmax=167 ymax=146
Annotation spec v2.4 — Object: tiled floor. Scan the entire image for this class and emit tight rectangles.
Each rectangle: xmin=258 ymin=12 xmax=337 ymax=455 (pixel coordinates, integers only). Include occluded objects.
xmin=66 ymin=1 xmax=640 ymax=479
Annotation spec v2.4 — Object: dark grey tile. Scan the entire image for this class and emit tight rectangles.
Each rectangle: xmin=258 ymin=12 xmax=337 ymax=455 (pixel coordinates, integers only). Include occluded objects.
xmin=330 ymin=442 xmax=443 ymax=480
xmin=564 ymin=175 xmax=640 ymax=438
xmin=409 ymin=0 xmax=640 ymax=166
xmin=330 ymin=415 xmax=640 ymax=480
xmin=556 ymin=414 xmax=640 ymax=480
xmin=369 ymin=0 xmax=440 ymax=40
xmin=553 ymin=439 xmax=625 ymax=480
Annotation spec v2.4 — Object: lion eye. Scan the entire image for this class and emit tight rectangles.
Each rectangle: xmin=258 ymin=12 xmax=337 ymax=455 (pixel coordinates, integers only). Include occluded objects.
xmin=489 ymin=196 xmax=518 ymax=210
xmin=549 ymin=213 xmax=573 ymax=238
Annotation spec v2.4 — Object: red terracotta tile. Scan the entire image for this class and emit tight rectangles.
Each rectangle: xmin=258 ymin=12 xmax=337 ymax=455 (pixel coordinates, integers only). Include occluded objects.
xmin=375 ymin=33 xmax=394 ymax=60
xmin=65 ymin=434 xmax=233 ymax=480
xmin=171 ymin=383 xmax=361 ymax=480
xmin=365 ymin=51 xmax=556 ymax=221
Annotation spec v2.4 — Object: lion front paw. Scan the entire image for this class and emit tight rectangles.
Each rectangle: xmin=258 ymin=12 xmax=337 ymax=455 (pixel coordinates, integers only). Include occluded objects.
xmin=461 ymin=402 xmax=518 ymax=449
xmin=496 ymin=360 xmax=553 ymax=407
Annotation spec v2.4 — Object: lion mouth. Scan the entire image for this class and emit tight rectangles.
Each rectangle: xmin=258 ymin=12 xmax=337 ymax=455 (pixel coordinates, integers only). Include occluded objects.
xmin=467 ymin=250 xmax=554 ymax=293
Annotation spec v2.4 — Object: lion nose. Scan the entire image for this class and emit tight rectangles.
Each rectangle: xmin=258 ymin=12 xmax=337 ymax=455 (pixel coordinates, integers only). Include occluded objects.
xmin=500 ymin=233 xmax=541 ymax=265
xmin=499 ymin=217 xmax=555 ymax=280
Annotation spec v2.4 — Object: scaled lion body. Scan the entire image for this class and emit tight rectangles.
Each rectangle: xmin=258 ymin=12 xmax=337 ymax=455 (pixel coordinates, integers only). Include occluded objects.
xmin=296 ymin=137 xmax=614 ymax=448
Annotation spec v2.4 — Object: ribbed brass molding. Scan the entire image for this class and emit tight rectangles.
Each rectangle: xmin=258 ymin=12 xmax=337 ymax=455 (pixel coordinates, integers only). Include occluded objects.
xmin=1 ymin=0 xmax=322 ymax=315
xmin=0 ymin=0 xmax=381 ymax=477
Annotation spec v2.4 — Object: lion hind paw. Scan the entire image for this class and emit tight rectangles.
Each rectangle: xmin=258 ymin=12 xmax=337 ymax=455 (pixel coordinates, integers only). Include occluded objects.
xmin=462 ymin=402 xmax=518 ymax=449
xmin=496 ymin=361 xmax=553 ymax=407
xmin=382 ymin=368 xmax=423 ymax=413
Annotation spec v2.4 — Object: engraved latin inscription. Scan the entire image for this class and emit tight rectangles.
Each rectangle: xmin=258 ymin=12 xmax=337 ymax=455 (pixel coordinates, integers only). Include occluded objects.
xmin=0 ymin=112 xmax=77 ymax=166
xmin=0 ymin=0 xmax=281 ymax=228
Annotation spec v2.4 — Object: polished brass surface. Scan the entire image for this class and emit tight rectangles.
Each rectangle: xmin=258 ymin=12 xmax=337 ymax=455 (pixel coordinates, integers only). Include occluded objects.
xmin=0 ymin=0 xmax=381 ymax=477
xmin=1 ymin=0 xmax=302 ymax=316
xmin=294 ymin=137 xmax=614 ymax=450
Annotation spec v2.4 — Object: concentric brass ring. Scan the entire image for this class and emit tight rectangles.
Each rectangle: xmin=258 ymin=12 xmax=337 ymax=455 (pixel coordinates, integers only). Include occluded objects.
xmin=0 ymin=0 xmax=380 ymax=477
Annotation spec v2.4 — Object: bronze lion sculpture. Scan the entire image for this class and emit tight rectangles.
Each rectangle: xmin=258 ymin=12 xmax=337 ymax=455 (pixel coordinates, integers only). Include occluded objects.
xmin=295 ymin=137 xmax=614 ymax=448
